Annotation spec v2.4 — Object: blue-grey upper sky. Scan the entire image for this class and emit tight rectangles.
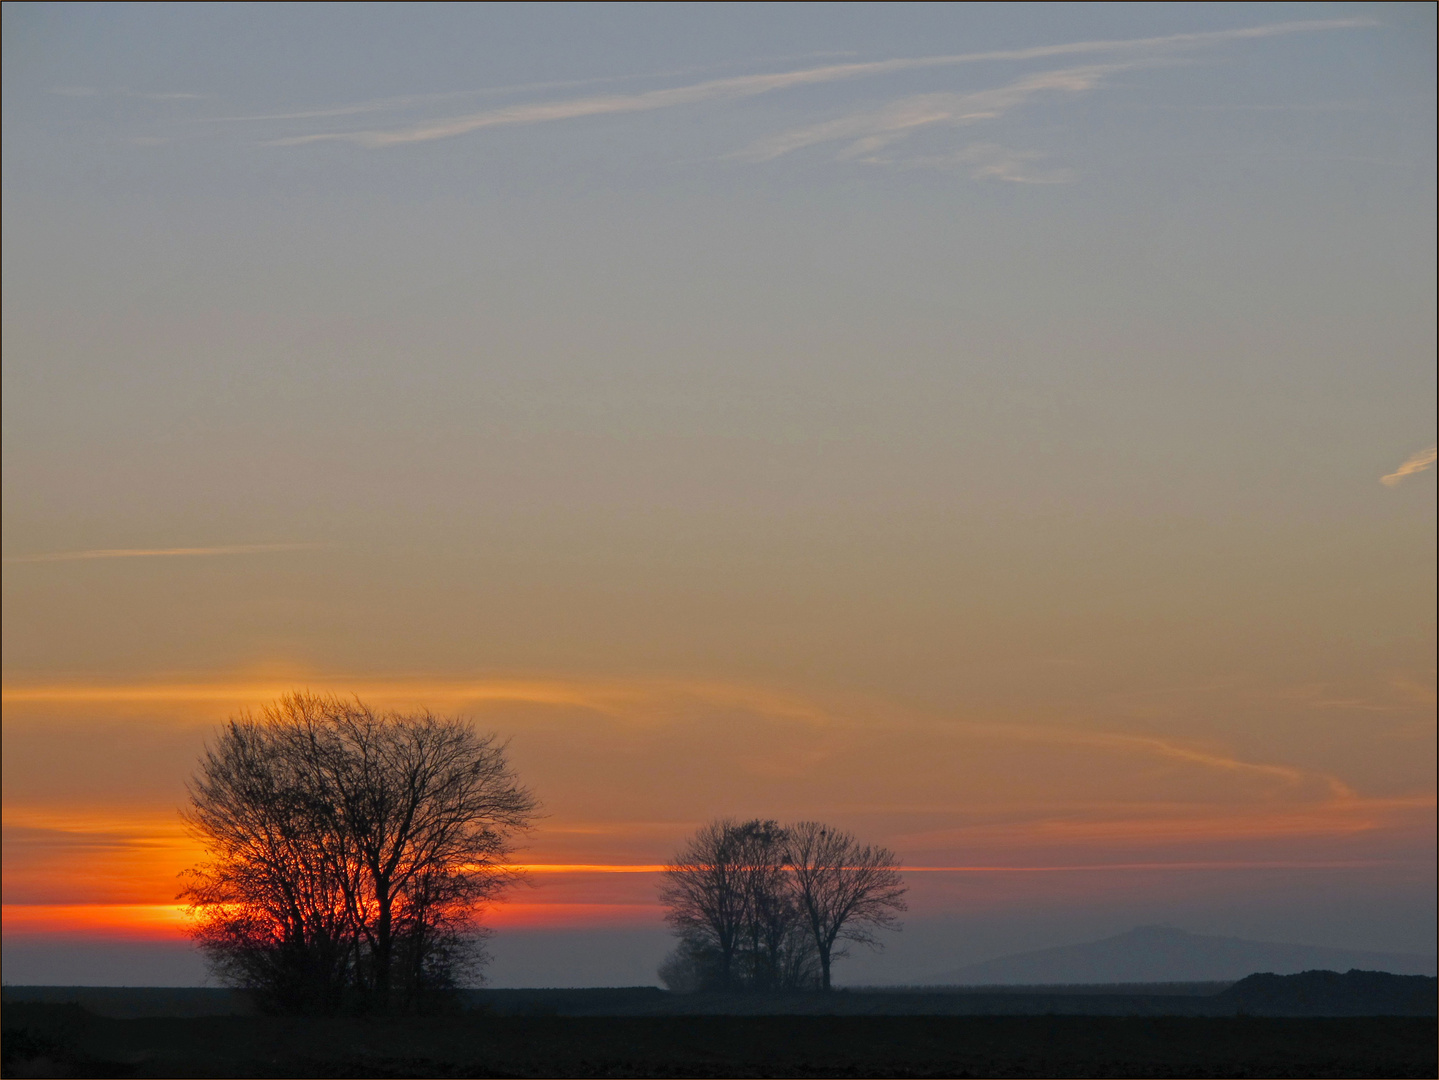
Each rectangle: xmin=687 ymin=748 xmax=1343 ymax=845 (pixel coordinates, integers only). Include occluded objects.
xmin=2 ymin=3 xmax=1434 ymax=984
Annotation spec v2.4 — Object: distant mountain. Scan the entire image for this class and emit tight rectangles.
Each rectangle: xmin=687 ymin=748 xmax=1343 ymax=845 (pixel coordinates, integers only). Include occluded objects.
xmin=928 ymin=926 xmax=1437 ymax=985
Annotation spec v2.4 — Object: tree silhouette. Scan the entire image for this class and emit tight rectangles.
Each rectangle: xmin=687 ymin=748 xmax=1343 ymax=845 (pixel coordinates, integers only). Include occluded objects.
xmin=731 ymin=820 xmax=808 ymax=991
xmin=659 ymin=818 xmax=901 ymax=992
xmin=658 ymin=819 xmax=750 ymax=990
xmin=786 ymin=820 xmax=907 ymax=991
xmin=181 ymin=693 xmax=536 ymax=1014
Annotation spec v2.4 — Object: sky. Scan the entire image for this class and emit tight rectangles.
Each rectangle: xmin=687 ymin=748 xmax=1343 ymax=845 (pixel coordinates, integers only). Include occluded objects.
xmin=2 ymin=2 xmax=1434 ymax=988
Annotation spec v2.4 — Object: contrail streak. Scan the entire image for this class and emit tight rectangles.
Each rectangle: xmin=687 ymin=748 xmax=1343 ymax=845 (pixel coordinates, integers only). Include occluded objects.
xmin=4 ymin=543 xmax=324 ymax=564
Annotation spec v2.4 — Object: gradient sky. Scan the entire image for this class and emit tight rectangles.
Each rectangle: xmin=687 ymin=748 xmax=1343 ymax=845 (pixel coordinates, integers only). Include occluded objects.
xmin=3 ymin=2 xmax=1435 ymax=987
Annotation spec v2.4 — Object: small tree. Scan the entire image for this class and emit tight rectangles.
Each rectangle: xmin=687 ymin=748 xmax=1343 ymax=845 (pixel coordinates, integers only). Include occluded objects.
xmin=181 ymin=693 xmax=536 ymax=1014
xmin=785 ymin=821 xmax=907 ymax=991
xmin=657 ymin=934 xmax=723 ymax=994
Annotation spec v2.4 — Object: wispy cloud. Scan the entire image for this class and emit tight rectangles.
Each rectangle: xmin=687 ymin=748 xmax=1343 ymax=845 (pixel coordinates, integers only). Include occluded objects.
xmin=212 ymin=79 xmax=679 ymax=125
xmin=894 ymin=144 xmax=1078 ymax=183
xmin=897 ymin=794 xmax=1434 ymax=851
xmin=897 ymin=859 xmax=1392 ymax=872
xmin=268 ymin=19 xmax=1371 ymax=150
xmin=0 ymin=673 xmax=1354 ymax=799
xmin=959 ymin=719 xmax=1354 ymax=800
xmin=4 ymin=543 xmax=323 ymax=564
xmin=268 ymin=61 xmax=939 ymax=148
xmin=1380 ymin=445 xmax=1437 ymax=487
xmin=209 ymin=53 xmax=862 ymax=126
xmin=49 ymin=86 xmax=204 ymax=101
xmin=732 ymin=62 xmax=1144 ymax=163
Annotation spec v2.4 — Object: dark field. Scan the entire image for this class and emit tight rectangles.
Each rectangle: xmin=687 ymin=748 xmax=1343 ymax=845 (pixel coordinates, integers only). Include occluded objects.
xmin=3 ymin=1003 xmax=1435 ymax=1079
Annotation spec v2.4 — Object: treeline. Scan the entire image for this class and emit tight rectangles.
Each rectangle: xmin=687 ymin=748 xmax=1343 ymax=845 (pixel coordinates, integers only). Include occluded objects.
xmin=659 ymin=819 xmax=907 ymax=992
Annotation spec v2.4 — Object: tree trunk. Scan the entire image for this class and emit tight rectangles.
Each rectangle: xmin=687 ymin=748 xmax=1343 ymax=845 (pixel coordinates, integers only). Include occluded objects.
xmin=374 ymin=884 xmax=392 ymax=1012
xmin=819 ymin=944 xmax=832 ymax=991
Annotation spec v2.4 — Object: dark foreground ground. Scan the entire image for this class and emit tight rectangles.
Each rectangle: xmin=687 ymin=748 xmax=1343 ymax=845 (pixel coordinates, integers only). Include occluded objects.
xmin=3 ymin=1005 xmax=1435 ymax=1079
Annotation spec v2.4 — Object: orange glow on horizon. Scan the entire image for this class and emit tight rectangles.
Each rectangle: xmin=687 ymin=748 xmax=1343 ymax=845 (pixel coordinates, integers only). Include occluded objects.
xmin=1 ymin=900 xmax=667 ymax=939
xmin=509 ymin=864 xmax=669 ymax=873
xmin=6 ymin=793 xmax=1430 ymax=910
xmin=482 ymin=902 xmax=663 ymax=928
xmin=3 ymin=904 xmax=191 ymax=941
xmin=4 ymin=677 xmax=1431 ymax=947
xmin=3 ymin=853 xmax=1412 ymax=942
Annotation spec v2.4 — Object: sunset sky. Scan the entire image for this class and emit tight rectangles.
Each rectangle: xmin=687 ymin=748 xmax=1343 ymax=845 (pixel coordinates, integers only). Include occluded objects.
xmin=3 ymin=3 xmax=1434 ymax=987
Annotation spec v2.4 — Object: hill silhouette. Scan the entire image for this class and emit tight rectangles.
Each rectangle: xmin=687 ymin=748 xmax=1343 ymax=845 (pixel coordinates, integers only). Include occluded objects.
xmin=1219 ymin=970 xmax=1438 ymax=1016
xmin=927 ymin=926 xmax=1437 ymax=984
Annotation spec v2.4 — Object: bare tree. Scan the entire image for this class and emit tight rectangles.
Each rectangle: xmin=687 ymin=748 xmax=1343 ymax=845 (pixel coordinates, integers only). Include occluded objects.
xmin=730 ymin=820 xmax=798 ymax=991
xmin=181 ymin=693 xmax=536 ymax=1014
xmin=657 ymin=819 xmax=748 ymax=990
xmin=181 ymin=705 xmax=356 ymax=1014
xmin=785 ymin=821 xmax=907 ymax=991
xmin=659 ymin=819 xmax=847 ymax=994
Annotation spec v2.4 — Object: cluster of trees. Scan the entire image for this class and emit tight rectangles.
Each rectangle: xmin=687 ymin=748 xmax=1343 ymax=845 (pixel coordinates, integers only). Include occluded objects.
xmin=182 ymin=696 xmax=908 ymax=1013
xmin=659 ymin=818 xmax=907 ymax=992
xmin=180 ymin=693 xmax=536 ymax=1015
